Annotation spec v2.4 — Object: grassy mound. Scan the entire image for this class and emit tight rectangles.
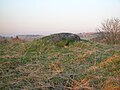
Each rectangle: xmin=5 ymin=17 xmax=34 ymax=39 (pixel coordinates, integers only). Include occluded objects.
xmin=0 ymin=38 xmax=120 ymax=90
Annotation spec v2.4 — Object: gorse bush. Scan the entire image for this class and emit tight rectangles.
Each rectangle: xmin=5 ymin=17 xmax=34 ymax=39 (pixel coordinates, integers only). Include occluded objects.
xmin=55 ymin=39 xmax=74 ymax=47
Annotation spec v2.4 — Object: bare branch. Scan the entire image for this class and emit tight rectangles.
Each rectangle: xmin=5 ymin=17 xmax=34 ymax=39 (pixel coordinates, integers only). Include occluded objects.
xmin=97 ymin=18 xmax=120 ymax=44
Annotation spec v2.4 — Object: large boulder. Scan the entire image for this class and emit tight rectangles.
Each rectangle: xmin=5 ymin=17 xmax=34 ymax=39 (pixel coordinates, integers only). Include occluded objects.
xmin=42 ymin=33 xmax=80 ymax=46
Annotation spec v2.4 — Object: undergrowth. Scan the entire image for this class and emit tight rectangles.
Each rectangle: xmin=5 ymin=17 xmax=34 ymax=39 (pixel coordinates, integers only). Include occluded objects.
xmin=0 ymin=38 xmax=120 ymax=90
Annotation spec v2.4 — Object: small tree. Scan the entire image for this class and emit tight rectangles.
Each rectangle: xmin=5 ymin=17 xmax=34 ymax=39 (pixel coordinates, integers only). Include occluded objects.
xmin=97 ymin=18 xmax=120 ymax=44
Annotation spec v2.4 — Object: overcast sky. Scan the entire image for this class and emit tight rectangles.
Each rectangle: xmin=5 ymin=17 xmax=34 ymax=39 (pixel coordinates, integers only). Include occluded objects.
xmin=0 ymin=0 xmax=120 ymax=35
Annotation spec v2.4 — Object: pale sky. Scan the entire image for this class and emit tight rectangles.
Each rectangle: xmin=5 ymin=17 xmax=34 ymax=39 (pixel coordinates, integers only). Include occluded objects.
xmin=0 ymin=0 xmax=120 ymax=35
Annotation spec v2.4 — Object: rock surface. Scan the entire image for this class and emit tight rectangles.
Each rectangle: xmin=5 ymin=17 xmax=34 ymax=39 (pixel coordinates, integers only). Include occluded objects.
xmin=43 ymin=33 xmax=80 ymax=42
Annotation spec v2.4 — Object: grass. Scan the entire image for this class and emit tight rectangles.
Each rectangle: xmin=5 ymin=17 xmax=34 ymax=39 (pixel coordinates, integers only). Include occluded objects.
xmin=0 ymin=38 xmax=120 ymax=90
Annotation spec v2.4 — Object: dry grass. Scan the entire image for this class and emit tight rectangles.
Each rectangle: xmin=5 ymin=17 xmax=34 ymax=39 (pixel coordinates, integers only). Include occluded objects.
xmin=0 ymin=39 xmax=120 ymax=90
xmin=102 ymin=79 xmax=120 ymax=90
xmin=98 ymin=54 xmax=120 ymax=67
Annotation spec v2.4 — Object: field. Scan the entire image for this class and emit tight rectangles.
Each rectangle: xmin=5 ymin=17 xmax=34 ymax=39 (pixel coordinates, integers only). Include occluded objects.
xmin=0 ymin=38 xmax=120 ymax=90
